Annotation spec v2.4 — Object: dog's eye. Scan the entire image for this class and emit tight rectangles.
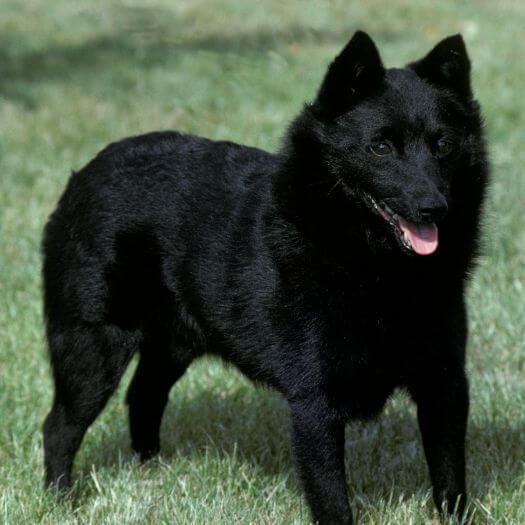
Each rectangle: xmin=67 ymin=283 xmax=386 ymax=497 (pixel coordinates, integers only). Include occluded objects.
xmin=436 ymin=138 xmax=453 ymax=156
xmin=370 ymin=143 xmax=393 ymax=156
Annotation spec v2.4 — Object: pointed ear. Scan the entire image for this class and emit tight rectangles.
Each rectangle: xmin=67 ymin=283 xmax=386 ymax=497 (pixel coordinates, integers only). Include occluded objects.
xmin=313 ymin=31 xmax=385 ymax=120
xmin=409 ymin=34 xmax=471 ymax=99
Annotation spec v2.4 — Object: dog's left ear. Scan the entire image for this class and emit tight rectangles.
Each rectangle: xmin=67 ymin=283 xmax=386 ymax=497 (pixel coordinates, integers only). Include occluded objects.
xmin=409 ymin=34 xmax=471 ymax=99
xmin=313 ymin=31 xmax=385 ymax=120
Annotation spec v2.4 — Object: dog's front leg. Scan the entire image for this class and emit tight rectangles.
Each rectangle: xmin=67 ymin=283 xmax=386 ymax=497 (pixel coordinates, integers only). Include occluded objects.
xmin=289 ymin=399 xmax=352 ymax=525
xmin=411 ymin=367 xmax=468 ymax=517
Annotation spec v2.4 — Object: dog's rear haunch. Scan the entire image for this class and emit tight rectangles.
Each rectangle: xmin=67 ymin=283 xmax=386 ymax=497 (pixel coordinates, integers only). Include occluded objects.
xmin=43 ymin=31 xmax=488 ymax=524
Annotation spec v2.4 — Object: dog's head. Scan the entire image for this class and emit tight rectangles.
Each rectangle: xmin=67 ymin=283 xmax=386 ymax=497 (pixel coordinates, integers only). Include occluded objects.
xmin=286 ymin=31 xmax=486 ymax=258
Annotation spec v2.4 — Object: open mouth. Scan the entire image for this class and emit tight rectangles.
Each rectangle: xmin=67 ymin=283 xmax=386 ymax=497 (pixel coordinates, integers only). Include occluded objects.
xmin=363 ymin=193 xmax=439 ymax=256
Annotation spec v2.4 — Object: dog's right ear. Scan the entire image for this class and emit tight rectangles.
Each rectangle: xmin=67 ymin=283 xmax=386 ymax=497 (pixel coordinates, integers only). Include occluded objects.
xmin=312 ymin=31 xmax=385 ymax=120
xmin=409 ymin=34 xmax=471 ymax=100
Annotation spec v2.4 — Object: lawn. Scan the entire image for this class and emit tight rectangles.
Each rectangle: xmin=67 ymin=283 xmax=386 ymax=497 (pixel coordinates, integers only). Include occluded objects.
xmin=1 ymin=1 xmax=524 ymax=523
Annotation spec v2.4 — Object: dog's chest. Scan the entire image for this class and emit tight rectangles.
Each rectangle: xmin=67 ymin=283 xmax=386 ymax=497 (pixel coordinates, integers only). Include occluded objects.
xmin=314 ymin=278 xmax=438 ymax=413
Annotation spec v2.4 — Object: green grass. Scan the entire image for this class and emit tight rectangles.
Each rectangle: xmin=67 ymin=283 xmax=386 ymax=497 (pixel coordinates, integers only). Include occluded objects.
xmin=1 ymin=1 xmax=524 ymax=523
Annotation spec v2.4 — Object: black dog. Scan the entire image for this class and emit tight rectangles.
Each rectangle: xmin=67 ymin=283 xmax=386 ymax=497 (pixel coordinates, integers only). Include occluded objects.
xmin=42 ymin=31 xmax=488 ymax=524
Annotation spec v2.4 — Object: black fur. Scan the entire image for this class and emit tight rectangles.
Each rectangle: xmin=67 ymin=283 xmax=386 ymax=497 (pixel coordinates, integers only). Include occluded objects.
xmin=42 ymin=31 xmax=488 ymax=524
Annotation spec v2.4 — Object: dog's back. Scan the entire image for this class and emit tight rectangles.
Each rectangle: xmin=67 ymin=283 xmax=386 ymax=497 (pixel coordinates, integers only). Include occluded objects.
xmin=43 ymin=131 xmax=275 ymax=333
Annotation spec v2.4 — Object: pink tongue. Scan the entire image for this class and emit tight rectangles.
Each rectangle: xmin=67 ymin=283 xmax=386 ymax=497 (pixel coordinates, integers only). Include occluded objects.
xmin=398 ymin=216 xmax=438 ymax=255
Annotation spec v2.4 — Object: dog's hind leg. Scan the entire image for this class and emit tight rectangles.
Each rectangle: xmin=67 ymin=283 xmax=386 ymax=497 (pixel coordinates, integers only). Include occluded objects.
xmin=126 ymin=340 xmax=190 ymax=461
xmin=43 ymin=324 xmax=137 ymax=489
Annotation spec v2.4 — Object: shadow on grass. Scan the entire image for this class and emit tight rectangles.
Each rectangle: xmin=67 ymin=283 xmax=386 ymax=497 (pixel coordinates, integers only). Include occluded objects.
xmin=0 ymin=5 xmax=404 ymax=107
xmin=86 ymin=385 xmax=291 ymax=478
xmin=79 ymin=385 xmax=525 ymax=509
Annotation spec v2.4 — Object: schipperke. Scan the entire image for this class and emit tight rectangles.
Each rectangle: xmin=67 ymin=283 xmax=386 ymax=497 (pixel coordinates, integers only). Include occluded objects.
xmin=42 ymin=31 xmax=488 ymax=524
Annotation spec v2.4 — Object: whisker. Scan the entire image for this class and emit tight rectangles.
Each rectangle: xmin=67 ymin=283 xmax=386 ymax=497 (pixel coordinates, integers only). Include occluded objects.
xmin=327 ymin=178 xmax=343 ymax=196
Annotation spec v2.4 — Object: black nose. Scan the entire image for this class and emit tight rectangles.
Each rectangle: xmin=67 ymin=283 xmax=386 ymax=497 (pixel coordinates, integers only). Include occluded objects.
xmin=418 ymin=195 xmax=448 ymax=222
